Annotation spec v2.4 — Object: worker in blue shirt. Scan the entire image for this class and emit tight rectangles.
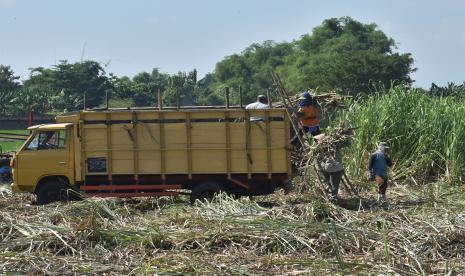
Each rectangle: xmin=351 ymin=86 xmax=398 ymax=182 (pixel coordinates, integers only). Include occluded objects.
xmin=368 ymin=142 xmax=393 ymax=202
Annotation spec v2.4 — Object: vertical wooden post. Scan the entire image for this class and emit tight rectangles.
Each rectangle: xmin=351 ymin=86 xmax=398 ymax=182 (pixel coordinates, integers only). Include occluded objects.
xmin=225 ymin=87 xmax=230 ymax=109
xmin=132 ymin=112 xmax=139 ymax=184
xmin=267 ymin=89 xmax=273 ymax=107
xmin=106 ymin=113 xmax=113 ymax=185
xmin=28 ymin=111 xmax=33 ymax=134
xmin=83 ymin=93 xmax=87 ymax=110
xmin=105 ymin=91 xmax=109 ymax=109
xmin=158 ymin=88 xmax=163 ymax=110
xmin=225 ymin=110 xmax=231 ymax=179
xmin=159 ymin=112 xmax=166 ymax=183
xmin=28 ymin=111 xmax=33 ymax=127
xmin=265 ymin=110 xmax=272 ymax=179
xmin=79 ymin=120 xmax=85 ymax=183
xmin=239 ymin=85 xmax=243 ymax=109
xmin=186 ymin=112 xmax=192 ymax=180
xmin=245 ymin=110 xmax=252 ymax=180
xmin=176 ymin=88 xmax=180 ymax=110
xmin=284 ymin=110 xmax=291 ymax=177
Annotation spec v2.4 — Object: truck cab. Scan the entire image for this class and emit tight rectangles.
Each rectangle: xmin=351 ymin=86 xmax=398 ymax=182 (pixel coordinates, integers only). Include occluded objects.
xmin=11 ymin=123 xmax=76 ymax=203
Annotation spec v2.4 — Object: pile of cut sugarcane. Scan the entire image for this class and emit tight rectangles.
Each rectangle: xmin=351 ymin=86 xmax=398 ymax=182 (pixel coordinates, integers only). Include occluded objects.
xmin=274 ymin=90 xmax=351 ymax=109
xmin=307 ymin=125 xmax=355 ymax=161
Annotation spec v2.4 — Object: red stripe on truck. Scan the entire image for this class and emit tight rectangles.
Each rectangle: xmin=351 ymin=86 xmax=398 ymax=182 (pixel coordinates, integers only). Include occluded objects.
xmin=80 ymin=184 xmax=182 ymax=191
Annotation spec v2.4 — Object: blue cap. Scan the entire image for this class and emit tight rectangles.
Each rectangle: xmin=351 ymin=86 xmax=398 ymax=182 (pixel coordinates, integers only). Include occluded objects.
xmin=299 ymin=91 xmax=313 ymax=106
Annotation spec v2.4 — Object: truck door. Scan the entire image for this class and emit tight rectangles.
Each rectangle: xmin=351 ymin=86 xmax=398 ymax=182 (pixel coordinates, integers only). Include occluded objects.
xmin=17 ymin=127 xmax=72 ymax=191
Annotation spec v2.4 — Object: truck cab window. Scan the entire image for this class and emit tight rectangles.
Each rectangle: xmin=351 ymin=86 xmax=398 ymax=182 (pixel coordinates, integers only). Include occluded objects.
xmin=27 ymin=130 xmax=67 ymax=150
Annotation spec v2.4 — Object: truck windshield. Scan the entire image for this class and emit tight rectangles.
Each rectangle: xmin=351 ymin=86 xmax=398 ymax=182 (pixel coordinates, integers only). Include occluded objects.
xmin=27 ymin=130 xmax=67 ymax=150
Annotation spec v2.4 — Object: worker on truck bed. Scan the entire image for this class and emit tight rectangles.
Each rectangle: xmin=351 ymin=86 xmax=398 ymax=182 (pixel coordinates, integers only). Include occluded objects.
xmin=368 ymin=142 xmax=393 ymax=203
xmin=246 ymin=95 xmax=269 ymax=121
xmin=297 ymin=92 xmax=321 ymax=136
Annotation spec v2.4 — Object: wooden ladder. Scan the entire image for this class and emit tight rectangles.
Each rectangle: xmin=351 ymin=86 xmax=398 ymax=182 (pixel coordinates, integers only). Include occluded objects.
xmin=271 ymin=71 xmax=307 ymax=149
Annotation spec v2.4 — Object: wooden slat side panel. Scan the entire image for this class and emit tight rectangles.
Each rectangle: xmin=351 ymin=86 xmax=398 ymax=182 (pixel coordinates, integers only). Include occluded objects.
xmin=81 ymin=109 xmax=289 ymax=176
xmin=139 ymin=150 xmax=161 ymax=174
xmin=112 ymin=150 xmax=134 ymax=174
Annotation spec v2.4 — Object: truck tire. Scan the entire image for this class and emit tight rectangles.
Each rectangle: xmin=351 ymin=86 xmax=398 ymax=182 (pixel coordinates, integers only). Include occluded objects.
xmin=190 ymin=182 xmax=224 ymax=204
xmin=36 ymin=179 xmax=74 ymax=205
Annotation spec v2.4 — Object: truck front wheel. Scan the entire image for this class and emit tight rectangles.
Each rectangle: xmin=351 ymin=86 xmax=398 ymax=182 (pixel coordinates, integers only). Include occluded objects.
xmin=36 ymin=179 xmax=75 ymax=205
xmin=190 ymin=182 xmax=224 ymax=204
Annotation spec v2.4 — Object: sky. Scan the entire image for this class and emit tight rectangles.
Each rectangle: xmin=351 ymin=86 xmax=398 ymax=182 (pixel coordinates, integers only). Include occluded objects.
xmin=0 ymin=0 xmax=464 ymax=88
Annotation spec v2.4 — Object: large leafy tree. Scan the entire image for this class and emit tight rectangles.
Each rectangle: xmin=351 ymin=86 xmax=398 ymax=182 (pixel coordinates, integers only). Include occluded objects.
xmin=24 ymin=60 xmax=111 ymax=110
xmin=215 ymin=40 xmax=294 ymax=103
xmin=213 ymin=17 xmax=415 ymax=97
xmin=280 ymin=17 xmax=415 ymax=95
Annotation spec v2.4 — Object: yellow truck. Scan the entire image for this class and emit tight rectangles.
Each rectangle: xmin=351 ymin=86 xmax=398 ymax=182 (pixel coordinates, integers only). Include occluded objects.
xmin=10 ymin=107 xmax=291 ymax=204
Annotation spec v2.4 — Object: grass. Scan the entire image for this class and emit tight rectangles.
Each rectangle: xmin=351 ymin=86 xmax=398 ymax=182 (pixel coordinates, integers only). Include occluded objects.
xmin=1 ymin=181 xmax=465 ymax=275
xmin=0 ymin=129 xmax=29 ymax=153
xmin=0 ymin=141 xmax=23 ymax=153
xmin=338 ymin=85 xmax=465 ymax=184
xmin=0 ymin=129 xmax=29 ymax=135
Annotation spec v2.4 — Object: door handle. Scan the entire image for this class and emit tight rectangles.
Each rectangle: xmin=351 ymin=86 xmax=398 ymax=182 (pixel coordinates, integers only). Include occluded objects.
xmin=58 ymin=161 xmax=67 ymax=165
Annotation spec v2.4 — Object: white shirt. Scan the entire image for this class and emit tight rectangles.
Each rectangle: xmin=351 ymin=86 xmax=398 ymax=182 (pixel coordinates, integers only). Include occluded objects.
xmin=245 ymin=102 xmax=269 ymax=110
xmin=246 ymin=101 xmax=269 ymax=121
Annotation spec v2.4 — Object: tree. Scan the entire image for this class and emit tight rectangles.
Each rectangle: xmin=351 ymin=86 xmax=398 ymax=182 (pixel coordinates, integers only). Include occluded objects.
xmin=8 ymin=87 xmax=50 ymax=116
xmin=213 ymin=17 xmax=416 ymax=97
xmin=0 ymin=65 xmax=21 ymax=115
xmin=196 ymin=73 xmax=223 ymax=106
xmin=0 ymin=64 xmax=20 ymax=91
xmin=427 ymin=82 xmax=465 ymax=98
xmin=0 ymin=89 xmax=15 ymax=116
xmin=24 ymin=60 xmax=112 ymax=110
xmin=163 ymin=70 xmax=198 ymax=106
xmin=215 ymin=40 xmax=294 ymax=103
xmin=110 ymin=68 xmax=204 ymax=108
xmin=0 ymin=65 xmax=20 ymax=92
xmin=280 ymin=17 xmax=415 ymax=95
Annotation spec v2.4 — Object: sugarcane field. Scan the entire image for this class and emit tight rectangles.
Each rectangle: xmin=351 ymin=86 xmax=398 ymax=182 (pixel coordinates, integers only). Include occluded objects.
xmin=1 ymin=2 xmax=465 ymax=275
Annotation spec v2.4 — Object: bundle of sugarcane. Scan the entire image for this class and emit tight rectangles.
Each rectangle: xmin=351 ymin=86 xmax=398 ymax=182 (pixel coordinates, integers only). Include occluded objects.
xmin=274 ymin=90 xmax=351 ymax=109
xmin=306 ymin=125 xmax=355 ymax=165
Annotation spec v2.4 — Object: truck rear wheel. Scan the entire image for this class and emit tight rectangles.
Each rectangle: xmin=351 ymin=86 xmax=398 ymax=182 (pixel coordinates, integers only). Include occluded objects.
xmin=36 ymin=179 xmax=75 ymax=205
xmin=190 ymin=182 xmax=224 ymax=204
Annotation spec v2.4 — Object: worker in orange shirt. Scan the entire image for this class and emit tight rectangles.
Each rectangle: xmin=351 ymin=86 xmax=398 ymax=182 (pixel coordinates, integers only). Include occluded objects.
xmin=297 ymin=92 xmax=321 ymax=136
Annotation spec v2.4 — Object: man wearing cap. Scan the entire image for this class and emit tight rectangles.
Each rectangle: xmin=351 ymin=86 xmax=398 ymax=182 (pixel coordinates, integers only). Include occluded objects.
xmin=314 ymin=133 xmax=345 ymax=202
xmin=246 ymin=95 xmax=269 ymax=121
xmin=368 ymin=142 xmax=393 ymax=202
xmin=297 ymin=92 xmax=321 ymax=136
